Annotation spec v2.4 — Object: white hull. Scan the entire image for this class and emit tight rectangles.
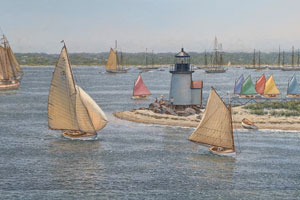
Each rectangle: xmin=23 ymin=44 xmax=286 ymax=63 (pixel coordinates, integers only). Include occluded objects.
xmin=62 ymin=131 xmax=97 ymax=140
xmin=209 ymin=146 xmax=236 ymax=157
xmin=241 ymin=121 xmax=257 ymax=129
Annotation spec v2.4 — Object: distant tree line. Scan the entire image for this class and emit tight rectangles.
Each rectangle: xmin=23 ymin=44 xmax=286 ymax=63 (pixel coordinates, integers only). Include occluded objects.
xmin=15 ymin=51 xmax=299 ymax=66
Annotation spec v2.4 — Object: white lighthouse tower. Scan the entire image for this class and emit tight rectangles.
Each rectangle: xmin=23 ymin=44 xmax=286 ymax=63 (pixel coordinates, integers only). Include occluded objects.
xmin=169 ymin=48 xmax=202 ymax=107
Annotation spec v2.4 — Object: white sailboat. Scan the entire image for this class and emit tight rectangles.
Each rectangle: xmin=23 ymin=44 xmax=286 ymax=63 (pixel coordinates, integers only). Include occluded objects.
xmin=189 ymin=87 xmax=236 ymax=156
xmin=48 ymin=43 xmax=107 ymax=139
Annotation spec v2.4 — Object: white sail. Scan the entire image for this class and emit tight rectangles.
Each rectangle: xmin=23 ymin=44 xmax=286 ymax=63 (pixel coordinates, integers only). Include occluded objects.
xmin=48 ymin=46 xmax=79 ymax=130
xmin=76 ymin=86 xmax=107 ymax=131
xmin=189 ymin=88 xmax=234 ymax=150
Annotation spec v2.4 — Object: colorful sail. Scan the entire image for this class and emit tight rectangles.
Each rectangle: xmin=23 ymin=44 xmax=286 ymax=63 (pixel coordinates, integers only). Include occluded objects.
xmin=234 ymin=75 xmax=244 ymax=95
xmin=133 ymin=74 xmax=151 ymax=96
xmin=241 ymin=76 xmax=257 ymax=95
xmin=189 ymin=87 xmax=234 ymax=150
xmin=256 ymin=74 xmax=266 ymax=95
xmin=264 ymin=75 xmax=280 ymax=95
xmin=287 ymin=75 xmax=300 ymax=95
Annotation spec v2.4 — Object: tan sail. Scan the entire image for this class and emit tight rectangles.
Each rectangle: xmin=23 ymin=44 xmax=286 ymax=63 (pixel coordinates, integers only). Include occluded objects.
xmin=76 ymin=86 xmax=107 ymax=131
xmin=105 ymin=48 xmax=118 ymax=71
xmin=189 ymin=87 xmax=234 ymax=150
xmin=48 ymin=46 xmax=79 ymax=130
xmin=7 ymin=46 xmax=23 ymax=74
xmin=0 ymin=46 xmax=7 ymax=80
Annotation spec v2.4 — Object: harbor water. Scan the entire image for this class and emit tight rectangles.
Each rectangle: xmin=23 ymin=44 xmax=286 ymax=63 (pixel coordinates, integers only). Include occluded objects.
xmin=0 ymin=66 xmax=300 ymax=199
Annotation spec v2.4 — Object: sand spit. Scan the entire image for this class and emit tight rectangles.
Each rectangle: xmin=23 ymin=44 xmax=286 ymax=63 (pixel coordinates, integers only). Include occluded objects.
xmin=114 ymin=106 xmax=300 ymax=131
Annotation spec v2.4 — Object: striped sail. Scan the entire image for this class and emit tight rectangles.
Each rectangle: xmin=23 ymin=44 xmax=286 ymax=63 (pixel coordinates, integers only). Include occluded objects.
xmin=189 ymin=87 xmax=234 ymax=150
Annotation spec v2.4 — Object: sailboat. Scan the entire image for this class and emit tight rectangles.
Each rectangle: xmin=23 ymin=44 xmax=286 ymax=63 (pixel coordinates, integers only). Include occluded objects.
xmin=234 ymin=74 xmax=244 ymax=96
xmin=240 ymin=76 xmax=257 ymax=98
xmin=189 ymin=87 xmax=236 ymax=156
xmin=281 ymin=46 xmax=300 ymax=71
xmin=132 ymin=73 xmax=151 ymax=99
xmin=48 ymin=43 xmax=108 ymax=139
xmin=269 ymin=46 xmax=281 ymax=70
xmin=0 ymin=35 xmax=24 ymax=90
xmin=255 ymin=51 xmax=267 ymax=70
xmin=263 ymin=75 xmax=280 ymax=98
xmin=140 ymin=49 xmax=156 ymax=71
xmin=255 ymin=74 xmax=266 ymax=95
xmin=205 ymin=37 xmax=227 ymax=73
xmin=287 ymin=75 xmax=300 ymax=97
xmin=105 ymin=41 xmax=128 ymax=73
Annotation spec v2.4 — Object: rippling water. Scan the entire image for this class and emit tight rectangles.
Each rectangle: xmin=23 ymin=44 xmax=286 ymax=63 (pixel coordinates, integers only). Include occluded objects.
xmin=0 ymin=66 xmax=300 ymax=199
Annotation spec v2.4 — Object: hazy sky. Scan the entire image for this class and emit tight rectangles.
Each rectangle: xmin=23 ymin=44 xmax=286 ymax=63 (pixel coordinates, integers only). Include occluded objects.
xmin=1 ymin=0 xmax=300 ymax=53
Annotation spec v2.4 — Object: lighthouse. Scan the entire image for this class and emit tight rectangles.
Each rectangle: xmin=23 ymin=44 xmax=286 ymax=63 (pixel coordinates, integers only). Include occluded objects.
xmin=169 ymin=48 xmax=203 ymax=107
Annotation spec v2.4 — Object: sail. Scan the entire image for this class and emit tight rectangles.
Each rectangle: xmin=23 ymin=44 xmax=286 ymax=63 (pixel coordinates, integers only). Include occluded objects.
xmin=241 ymin=76 xmax=257 ymax=95
xmin=256 ymin=74 xmax=266 ymax=95
xmin=76 ymin=86 xmax=107 ymax=131
xmin=234 ymin=75 xmax=244 ymax=95
xmin=0 ymin=46 xmax=8 ymax=80
xmin=7 ymin=46 xmax=23 ymax=74
xmin=133 ymin=74 xmax=151 ymax=96
xmin=189 ymin=87 xmax=234 ymax=150
xmin=264 ymin=75 xmax=280 ymax=95
xmin=105 ymin=48 xmax=118 ymax=71
xmin=48 ymin=46 xmax=79 ymax=130
xmin=287 ymin=75 xmax=300 ymax=95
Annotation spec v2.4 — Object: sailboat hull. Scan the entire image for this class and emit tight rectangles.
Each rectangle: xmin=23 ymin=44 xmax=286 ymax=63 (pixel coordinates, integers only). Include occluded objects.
xmin=106 ymin=69 xmax=128 ymax=73
xmin=205 ymin=69 xmax=227 ymax=73
xmin=62 ymin=130 xmax=97 ymax=140
xmin=209 ymin=146 xmax=236 ymax=156
xmin=0 ymin=80 xmax=20 ymax=90
xmin=286 ymin=94 xmax=300 ymax=98
xmin=131 ymin=95 xmax=148 ymax=100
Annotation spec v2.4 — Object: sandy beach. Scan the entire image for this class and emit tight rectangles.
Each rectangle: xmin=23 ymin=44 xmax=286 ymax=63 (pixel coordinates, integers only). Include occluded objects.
xmin=114 ymin=106 xmax=300 ymax=131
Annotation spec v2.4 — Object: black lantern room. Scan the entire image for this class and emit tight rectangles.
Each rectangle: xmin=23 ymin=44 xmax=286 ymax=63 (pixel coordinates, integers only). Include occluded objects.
xmin=171 ymin=48 xmax=192 ymax=73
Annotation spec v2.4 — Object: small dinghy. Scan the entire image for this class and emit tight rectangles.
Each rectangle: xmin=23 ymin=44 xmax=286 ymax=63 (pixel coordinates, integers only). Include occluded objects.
xmin=242 ymin=118 xmax=257 ymax=129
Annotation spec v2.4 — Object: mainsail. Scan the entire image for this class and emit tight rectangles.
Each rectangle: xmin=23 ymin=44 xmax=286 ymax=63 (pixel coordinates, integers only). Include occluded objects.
xmin=189 ymin=87 xmax=234 ymax=150
xmin=287 ymin=75 xmax=300 ymax=95
xmin=133 ymin=74 xmax=151 ymax=96
xmin=48 ymin=45 xmax=107 ymax=133
xmin=256 ymin=74 xmax=266 ymax=95
xmin=0 ymin=36 xmax=23 ymax=81
xmin=234 ymin=75 xmax=244 ymax=95
xmin=241 ymin=76 xmax=257 ymax=95
xmin=264 ymin=75 xmax=280 ymax=95
xmin=105 ymin=48 xmax=118 ymax=71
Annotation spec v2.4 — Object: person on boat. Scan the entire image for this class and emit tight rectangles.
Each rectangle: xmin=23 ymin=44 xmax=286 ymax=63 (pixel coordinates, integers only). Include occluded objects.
xmin=155 ymin=97 xmax=158 ymax=103
xmin=170 ymin=97 xmax=174 ymax=108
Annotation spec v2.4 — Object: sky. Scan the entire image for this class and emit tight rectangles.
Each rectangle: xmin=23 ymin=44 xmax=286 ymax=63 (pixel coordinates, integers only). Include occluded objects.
xmin=1 ymin=0 xmax=300 ymax=53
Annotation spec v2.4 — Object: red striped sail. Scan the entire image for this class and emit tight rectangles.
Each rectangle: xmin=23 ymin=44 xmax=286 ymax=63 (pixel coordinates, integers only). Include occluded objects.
xmin=133 ymin=74 xmax=151 ymax=96
xmin=256 ymin=74 xmax=266 ymax=95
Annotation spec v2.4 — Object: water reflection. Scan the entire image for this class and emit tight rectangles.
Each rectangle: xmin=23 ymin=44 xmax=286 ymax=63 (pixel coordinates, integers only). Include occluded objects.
xmin=48 ymin=139 xmax=106 ymax=190
xmin=0 ymin=90 xmax=18 ymax=96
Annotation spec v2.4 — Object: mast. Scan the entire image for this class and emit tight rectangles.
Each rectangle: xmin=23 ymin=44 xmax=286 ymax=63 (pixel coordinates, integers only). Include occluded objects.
xmin=228 ymin=95 xmax=235 ymax=151
xmin=204 ymin=50 xmax=208 ymax=66
xmin=214 ymin=37 xmax=218 ymax=66
xmin=258 ymin=50 xmax=261 ymax=67
xmin=282 ymin=51 xmax=285 ymax=66
xmin=252 ymin=49 xmax=256 ymax=67
xmin=298 ymin=49 xmax=300 ymax=67
xmin=151 ymin=50 xmax=154 ymax=67
xmin=145 ymin=48 xmax=148 ymax=67
xmin=292 ymin=46 xmax=295 ymax=67
xmin=219 ymin=43 xmax=223 ymax=66
xmin=278 ymin=46 xmax=281 ymax=66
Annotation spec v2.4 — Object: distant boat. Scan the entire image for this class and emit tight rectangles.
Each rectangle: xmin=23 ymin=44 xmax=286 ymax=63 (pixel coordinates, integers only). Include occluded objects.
xmin=189 ymin=87 xmax=236 ymax=156
xmin=139 ymin=49 xmax=157 ymax=70
xmin=240 ymin=76 xmax=257 ymax=98
xmin=205 ymin=37 xmax=227 ymax=73
xmin=48 ymin=43 xmax=107 ymax=139
xmin=234 ymin=74 xmax=244 ymax=96
xmin=287 ymin=75 xmax=300 ymax=97
xmin=132 ymin=74 xmax=151 ymax=99
xmin=241 ymin=118 xmax=257 ymax=129
xmin=0 ymin=35 xmax=24 ymax=90
xmin=263 ymin=75 xmax=280 ymax=98
xmin=255 ymin=74 xmax=266 ymax=95
xmin=105 ymin=47 xmax=128 ymax=73
xmin=269 ymin=46 xmax=281 ymax=70
xmin=281 ymin=47 xmax=300 ymax=71
xmin=227 ymin=61 xmax=231 ymax=66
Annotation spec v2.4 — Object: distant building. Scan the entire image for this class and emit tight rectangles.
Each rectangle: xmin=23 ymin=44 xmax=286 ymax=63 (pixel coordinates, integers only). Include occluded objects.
xmin=169 ymin=48 xmax=203 ymax=107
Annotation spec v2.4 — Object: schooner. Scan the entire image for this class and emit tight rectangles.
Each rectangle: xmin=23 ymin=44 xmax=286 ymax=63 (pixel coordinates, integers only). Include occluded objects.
xmin=189 ymin=87 xmax=236 ymax=156
xmin=0 ymin=35 xmax=24 ymax=90
xmin=48 ymin=43 xmax=107 ymax=139
xmin=105 ymin=41 xmax=128 ymax=73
